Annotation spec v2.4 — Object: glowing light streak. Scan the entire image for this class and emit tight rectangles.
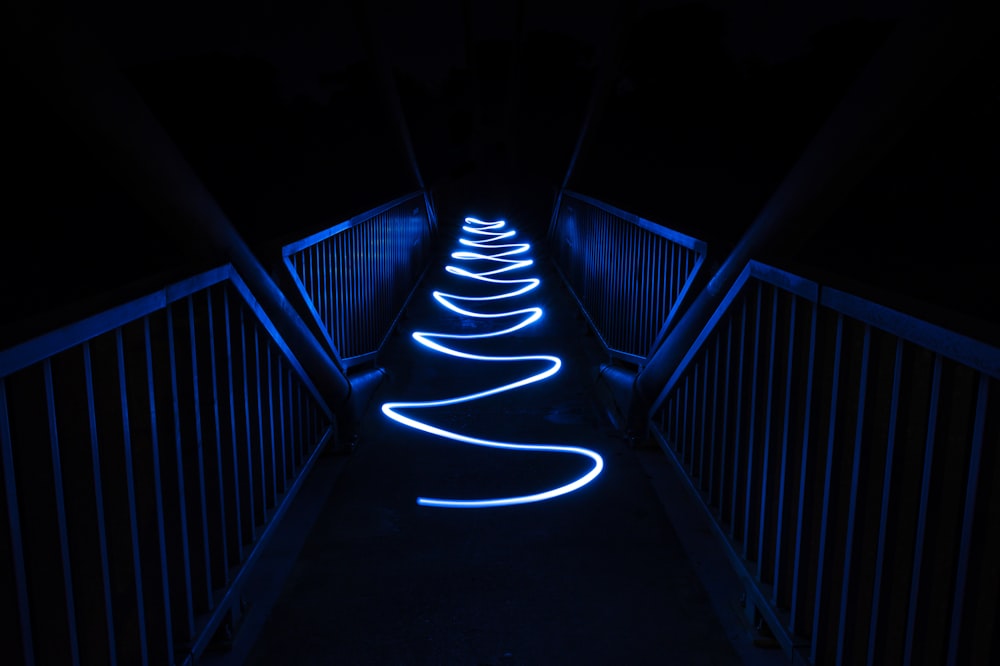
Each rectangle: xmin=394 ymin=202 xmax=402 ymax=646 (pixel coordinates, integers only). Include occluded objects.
xmin=381 ymin=217 xmax=605 ymax=508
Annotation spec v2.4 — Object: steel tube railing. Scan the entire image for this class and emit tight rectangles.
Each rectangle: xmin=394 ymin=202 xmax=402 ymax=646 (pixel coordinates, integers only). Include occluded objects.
xmin=282 ymin=192 xmax=435 ymax=369
xmin=0 ymin=265 xmax=334 ymax=665
xmin=645 ymin=259 xmax=1000 ymax=665
xmin=547 ymin=190 xmax=707 ymax=364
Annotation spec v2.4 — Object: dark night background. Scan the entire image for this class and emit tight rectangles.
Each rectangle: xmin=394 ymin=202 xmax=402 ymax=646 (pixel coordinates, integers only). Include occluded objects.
xmin=2 ymin=0 xmax=997 ymax=351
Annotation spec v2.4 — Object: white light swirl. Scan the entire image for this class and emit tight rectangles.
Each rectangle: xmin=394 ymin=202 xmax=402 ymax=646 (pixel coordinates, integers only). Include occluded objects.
xmin=381 ymin=217 xmax=605 ymax=508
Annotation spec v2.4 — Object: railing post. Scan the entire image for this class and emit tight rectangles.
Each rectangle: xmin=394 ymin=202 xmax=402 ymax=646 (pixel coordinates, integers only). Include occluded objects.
xmin=6 ymin=9 xmax=358 ymax=444
xmin=625 ymin=8 xmax=992 ymax=445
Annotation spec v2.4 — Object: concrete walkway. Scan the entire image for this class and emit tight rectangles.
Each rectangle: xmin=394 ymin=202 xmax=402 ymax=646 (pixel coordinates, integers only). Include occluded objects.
xmin=203 ymin=217 xmax=789 ymax=666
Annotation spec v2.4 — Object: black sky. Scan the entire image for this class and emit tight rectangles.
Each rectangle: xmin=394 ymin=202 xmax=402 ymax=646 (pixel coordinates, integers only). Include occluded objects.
xmin=2 ymin=1 xmax=998 ymax=348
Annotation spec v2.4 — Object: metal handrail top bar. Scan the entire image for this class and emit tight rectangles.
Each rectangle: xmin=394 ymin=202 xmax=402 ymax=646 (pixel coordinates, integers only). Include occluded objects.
xmin=821 ymin=285 xmax=1000 ymax=380
xmin=655 ymin=259 xmax=1000 ymax=409
xmin=562 ymin=190 xmax=707 ymax=252
xmin=281 ymin=191 xmax=426 ymax=256
xmin=0 ymin=265 xmax=230 ymax=378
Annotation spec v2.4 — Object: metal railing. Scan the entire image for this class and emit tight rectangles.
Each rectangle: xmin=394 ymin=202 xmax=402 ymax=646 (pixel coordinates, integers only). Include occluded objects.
xmin=647 ymin=260 xmax=1000 ymax=665
xmin=0 ymin=265 xmax=334 ymax=665
xmin=282 ymin=192 xmax=436 ymax=368
xmin=548 ymin=190 xmax=707 ymax=365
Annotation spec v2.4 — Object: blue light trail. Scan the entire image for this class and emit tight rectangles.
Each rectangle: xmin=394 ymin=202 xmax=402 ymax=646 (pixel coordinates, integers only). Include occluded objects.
xmin=381 ymin=217 xmax=605 ymax=508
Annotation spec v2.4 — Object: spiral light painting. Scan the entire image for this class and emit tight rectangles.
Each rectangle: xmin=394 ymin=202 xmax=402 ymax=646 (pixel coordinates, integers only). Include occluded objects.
xmin=381 ymin=217 xmax=605 ymax=508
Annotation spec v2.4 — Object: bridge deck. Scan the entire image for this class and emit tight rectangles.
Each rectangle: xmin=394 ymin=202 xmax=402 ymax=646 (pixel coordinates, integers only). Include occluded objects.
xmin=202 ymin=219 xmax=786 ymax=666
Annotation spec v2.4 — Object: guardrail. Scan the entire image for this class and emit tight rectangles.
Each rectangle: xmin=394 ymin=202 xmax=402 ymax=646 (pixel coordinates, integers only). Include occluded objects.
xmin=647 ymin=259 xmax=1000 ymax=665
xmin=0 ymin=265 xmax=334 ymax=665
xmin=282 ymin=192 xmax=436 ymax=369
xmin=548 ymin=190 xmax=707 ymax=365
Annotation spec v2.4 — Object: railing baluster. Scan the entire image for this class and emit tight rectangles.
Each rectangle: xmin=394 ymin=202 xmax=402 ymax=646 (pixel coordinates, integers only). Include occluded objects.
xmin=946 ymin=374 xmax=990 ymax=664
xmin=237 ymin=305 xmax=256 ymax=544
xmin=902 ymin=354 xmax=942 ymax=664
xmin=265 ymin=344 xmax=277 ymax=509
xmin=743 ymin=282 xmax=764 ymax=561
xmin=708 ymin=333 xmax=721 ymax=503
xmin=221 ymin=288 xmax=243 ymax=561
xmin=835 ymin=324 xmax=872 ymax=664
xmin=720 ymin=317 xmax=734 ymax=519
xmin=811 ymin=314 xmax=845 ymax=664
xmin=866 ymin=337 xmax=904 ymax=665
xmin=116 ymin=328 xmax=149 ymax=666
xmin=206 ymin=287 xmax=230 ymax=587
xmin=772 ymin=295 xmax=798 ymax=606
xmin=790 ymin=301 xmax=818 ymax=638
xmin=1 ymin=378 xmax=34 ymax=664
xmin=730 ymin=296 xmax=748 ymax=541
xmin=142 ymin=317 xmax=175 ymax=665
xmin=166 ymin=305 xmax=195 ymax=641
xmin=186 ymin=296 xmax=213 ymax=611
xmin=757 ymin=286 xmax=779 ymax=580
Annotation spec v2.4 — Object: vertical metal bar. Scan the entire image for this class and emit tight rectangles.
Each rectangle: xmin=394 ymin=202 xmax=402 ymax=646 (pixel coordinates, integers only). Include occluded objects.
xmin=617 ymin=220 xmax=626 ymax=354
xmin=205 ymin=289 xmax=229 ymax=583
xmin=297 ymin=380 xmax=306 ymax=464
xmin=331 ymin=239 xmax=342 ymax=355
xmin=116 ymin=328 xmax=149 ymax=665
xmin=836 ymin=324 xmax=872 ymax=665
xmin=649 ymin=235 xmax=659 ymax=355
xmin=346 ymin=231 xmax=356 ymax=358
xmin=743 ymin=282 xmax=763 ymax=559
xmin=719 ymin=319 xmax=733 ymax=512
xmin=266 ymin=345 xmax=277 ymax=505
xmin=699 ymin=343 xmax=709 ymax=486
xmin=595 ymin=213 xmax=604 ymax=349
xmin=186 ymin=296 xmax=213 ymax=605
xmin=902 ymin=354 xmax=943 ymax=665
xmin=238 ymin=306 xmax=256 ymax=540
xmin=708 ymin=332 xmax=721 ymax=501
xmin=166 ymin=307 xmax=194 ymax=637
xmin=757 ymin=286 xmax=779 ymax=577
xmin=945 ymin=373 xmax=989 ymax=664
xmin=253 ymin=326 xmax=266 ymax=521
xmin=308 ymin=244 xmax=317 ymax=324
xmin=628 ymin=222 xmax=637 ymax=355
xmin=1 ymin=379 xmax=35 ymax=665
xmin=362 ymin=221 xmax=370 ymax=355
xmin=277 ymin=356 xmax=287 ymax=493
xmin=43 ymin=359 xmax=81 ymax=665
xmin=772 ymin=296 xmax=798 ymax=603
xmin=811 ymin=314 xmax=846 ymax=664
xmin=668 ymin=243 xmax=677 ymax=319
xmin=866 ymin=338 xmax=904 ymax=666
xmin=730 ymin=296 xmax=749 ymax=538
xmin=325 ymin=240 xmax=335 ymax=339
xmin=318 ymin=241 xmax=328 ymax=334
xmin=681 ymin=371 xmax=691 ymax=464
xmin=83 ymin=343 xmax=118 ymax=663
xmin=222 ymin=288 xmax=243 ymax=557
xmin=790 ymin=301 xmax=818 ymax=637
xmin=757 ymin=287 xmax=778 ymax=579
xmin=596 ymin=214 xmax=606 ymax=345
xmin=143 ymin=318 xmax=174 ymax=665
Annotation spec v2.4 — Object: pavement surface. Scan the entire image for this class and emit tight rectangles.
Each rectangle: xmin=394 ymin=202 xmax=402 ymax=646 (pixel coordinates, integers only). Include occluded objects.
xmin=203 ymin=216 xmax=791 ymax=666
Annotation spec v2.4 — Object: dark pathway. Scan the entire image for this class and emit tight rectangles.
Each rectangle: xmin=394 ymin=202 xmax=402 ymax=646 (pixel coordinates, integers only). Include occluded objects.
xmin=204 ymin=216 xmax=788 ymax=666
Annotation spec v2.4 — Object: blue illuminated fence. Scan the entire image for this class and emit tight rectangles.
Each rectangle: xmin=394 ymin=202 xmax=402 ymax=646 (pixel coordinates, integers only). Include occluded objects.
xmin=647 ymin=260 xmax=1000 ymax=665
xmin=282 ymin=191 xmax=436 ymax=368
xmin=548 ymin=190 xmax=707 ymax=364
xmin=0 ymin=265 xmax=333 ymax=665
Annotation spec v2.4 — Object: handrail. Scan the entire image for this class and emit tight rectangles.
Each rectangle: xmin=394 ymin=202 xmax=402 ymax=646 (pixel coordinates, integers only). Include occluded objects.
xmin=645 ymin=258 xmax=1000 ymax=665
xmin=1 ymin=264 xmax=334 ymax=664
xmin=548 ymin=190 xmax=707 ymax=365
xmin=281 ymin=191 xmax=436 ymax=368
